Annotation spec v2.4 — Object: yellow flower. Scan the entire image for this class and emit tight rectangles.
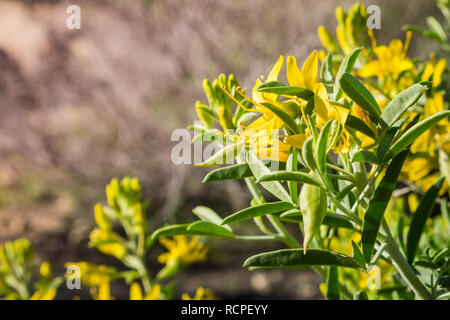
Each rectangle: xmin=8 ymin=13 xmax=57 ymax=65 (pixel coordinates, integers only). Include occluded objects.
xmin=286 ymin=51 xmax=319 ymax=91
xmin=158 ymin=236 xmax=208 ymax=266
xmin=91 ymin=282 xmax=113 ymax=300
xmin=352 ymin=105 xmax=378 ymax=148
xmin=94 ymin=203 xmax=112 ymax=231
xmin=220 ymin=56 xmax=293 ymax=162
xmin=89 ymin=228 xmax=127 ymax=260
xmin=286 ymin=52 xmax=352 ymax=153
xmin=130 ymin=282 xmax=161 ymax=300
xmin=318 ymin=26 xmax=339 ymax=54
xmin=358 ymin=32 xmax=414 ymax=81
xmin=30 ymin=289 xmax=57 ymax=300
xmin=39 ymin=261 xmax=52 ymax=280
xmin=65 ymin=262 xmax=118 ymax=287
xmin=182 ymin=287 xmax=218 ymax=300
xmin=421 ymin=54 xmax=446 ymax=88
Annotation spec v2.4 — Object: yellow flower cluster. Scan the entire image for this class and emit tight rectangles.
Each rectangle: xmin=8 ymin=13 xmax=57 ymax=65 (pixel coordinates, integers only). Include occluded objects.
xmin=158 ymin=235 xmax=208 ymax=266
xmin=182 ymin=287 xmax=218 ymax=300
xmin=318 ymin=2 xmax=450 ymax=194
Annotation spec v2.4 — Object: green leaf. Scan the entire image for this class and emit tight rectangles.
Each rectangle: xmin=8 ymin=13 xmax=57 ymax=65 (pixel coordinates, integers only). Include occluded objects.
xmin=353 ymin=291 xmax=369 ymax=300
xmin=315 ymin=120 xmax=334 ymax=174
xmin=406 ymin=177 xmax=445 ymax=263
xmin=147 ymin=222 xmax=234 ymax=247
xmin=257 ymin=81 xmax=314 ymax=100
xmin=339 ymin=72 xmax=381 ymax=124
xmin=336 ymin=184 xmax=355 ymax=201
xmin=326 ymin=266 xmax=340 ymax=300
xmin=192 ymin=206 xmax=232 ymax=231
xmin=221 ymin=201 xmax=294 ymax=225
xmin=361 ymin=150 xmax=408 ymax=262
xmin=243 ymin=249 xmax=364 ymax=270
xmin=260 ymin=102 xmax=300 ymax=134
xmin=256 ymin=171 xmax=321 ymax=186
xmin=191 ymin=129 xmax=227 ymax=144
xmin=345 ymin=115 xmax=376 ymax=140
xmin=187 ymin=221 xmax=234 ymax=238
xmin=377 ymin=118 xmax=407 ymax=162
xmin=380 ymin=84 xmax=427 ymax=127
xmin=439 ymin=150 xmax=450 ymax=192
xmin=352 ymin=150 xmax=379 ymax=164
xmin=351 ymin=241 xmax=366 ymax=267
xmin=432 ymin=248 xmax=450 ymax=264
xmin=387 ymin=110 xmax=450 ymax=158
xmin=247 ymin=152 xmax=291 ymax=202
xmin=203 ymin=163 xmax=253 ymax=183
xmin=334 ymin=47 xmax=363 ymax=100
xmin=426 ymin=16 xmax=447 ymax=41
xmin=197 ymin=141 xmax=244 ymax=166
xmin=321 ymin=54 xmax=334 ymax=93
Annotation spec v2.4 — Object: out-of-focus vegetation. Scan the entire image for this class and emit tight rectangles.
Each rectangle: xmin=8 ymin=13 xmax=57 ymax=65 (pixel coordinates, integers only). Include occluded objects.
xmin=0 ymin=0 xmax=443 ymax=299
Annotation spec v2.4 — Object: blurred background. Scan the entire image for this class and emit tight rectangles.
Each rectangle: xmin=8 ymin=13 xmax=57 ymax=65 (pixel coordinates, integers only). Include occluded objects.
xmin=0 ymin=0 xmax=442 ymax=299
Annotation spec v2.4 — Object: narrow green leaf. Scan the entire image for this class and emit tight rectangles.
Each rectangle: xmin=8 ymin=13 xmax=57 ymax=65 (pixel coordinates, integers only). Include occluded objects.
xmin=361 ymin=150 xmax=408 ymax=262
xmin=439 ymin=150 xmax=450 ymax=191
xmin=406 ymin=177 xmax=445 ymax=263
xmin=397 ymin=217 xmax=406 ymax=252
xmin=335 ymin=47 xmax=363 ymax=100
xmin=353 ymin=291 xmax=369 ymax=300
xmin=381 ymin=84 xmax=427 ymax=127
xmin=192 ymin=206 xmax=232 ymax=231
xmin=336 ymin=184 xmax=355 ymax=201
xmin=441 ymin=198 xmax=450 ymax=228
xmin=345 ymin=115 xmax=376 ymax=140
xmin=187 ymin=221 xmax=234 ymax=238
xmin=351 ymin=240 xmax=366 ymax=267
xmin=221 ymin=201 xmax=294 ymax=225
xmin=191 ymin=129 xmax=227 ymax=144
xmin=340 ymin=72 xmax=381 ymax=123
xmin=352 ymin=150 xmax=379 ymax=164
xmin=243 ymin=249 xmax=364 ymax=270
xmin=326 ymin=266 xmax=340 ymax=300
xmin=256 ymin=171 xmax=321 ymax=186
xmin=287 ymin=148 xmax=298 ymax=203
xmin=247 ymin=152 xmax=291 ymax=202
xmin=315 ymin=120 xmax=334 ymax=174
xmin=388 ymin=110 xmax=450 ymax=158
xmin=197 ymin=141 xmax=244 ymax=166
xmin=147 ymin=222 xmax=235 ymax=247
xmin=377 ymin=118 xmax=407 ymax=162
xmin=432 ymin=248 xmax=450 ymax=264
xmin=321 ymin=53 xmax=334 ymax=93
xmin=260 ymin=102 xmax=300 ymax=134
xmin=257 ymin=81 xmax=314 ymax=100
xmin=426 ymin=16 xmax=447 ymax=41
xmin=203 ymin=163 xmax=253 ymax=183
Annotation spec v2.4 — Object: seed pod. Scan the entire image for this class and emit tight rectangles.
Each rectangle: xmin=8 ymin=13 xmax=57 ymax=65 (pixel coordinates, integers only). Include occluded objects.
xmin=302 ymin=137 xmax=317 ymax=171
xmin=298 ymin=183 xmax=327 ymax=253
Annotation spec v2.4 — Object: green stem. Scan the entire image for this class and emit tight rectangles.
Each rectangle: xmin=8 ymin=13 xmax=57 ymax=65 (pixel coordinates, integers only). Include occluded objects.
xmin=287 ymin=148 xmax=298 ymax=203
xmin=267 ymin=214 xmax=301 ymax=248
xmin=326 ymin=163 xmax=355 ymax=179
xmin=381 ymin=220 xmax=432 ymax=300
